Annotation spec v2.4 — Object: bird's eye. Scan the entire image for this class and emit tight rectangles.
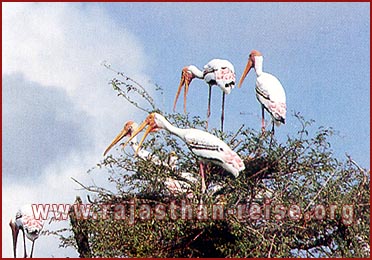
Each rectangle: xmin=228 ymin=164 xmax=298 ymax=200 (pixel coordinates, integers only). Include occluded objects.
xmin=219 ymin=147 xmax=224 ymax=152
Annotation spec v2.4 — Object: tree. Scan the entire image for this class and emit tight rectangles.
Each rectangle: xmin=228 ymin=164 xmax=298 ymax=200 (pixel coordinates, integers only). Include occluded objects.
xmin=55 ymin=69 xmax=370 ymax=257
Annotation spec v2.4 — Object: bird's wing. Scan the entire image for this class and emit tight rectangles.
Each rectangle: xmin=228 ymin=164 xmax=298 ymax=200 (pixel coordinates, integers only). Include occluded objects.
xmin=22 ymin=215 xmax=44 ymax=232
xmin=184 ymin=129 xmax=245 ymax=175
xmin=214 ymin=67 xmax=235 ymax=93
xmin=256 ymin=73 xmax=286 ymax=122
xmin=165 ymin=178 xmax=191 ymax=194
xmin=184 ymin=130 xmax=224 ymax=159
xmin=204 ymin=59 xmax=235 ymax=93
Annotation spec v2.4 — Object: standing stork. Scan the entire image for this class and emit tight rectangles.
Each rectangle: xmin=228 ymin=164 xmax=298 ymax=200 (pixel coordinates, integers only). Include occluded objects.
xmin=173 ymin=59 xmax=236 ymax=131
xmin=120 ymin=113 xmax=245 ymax=193
xmin=9 ymin=205 xmax=44 ymax=258
xmin=238 ymin=50 xmax=286 ymax=133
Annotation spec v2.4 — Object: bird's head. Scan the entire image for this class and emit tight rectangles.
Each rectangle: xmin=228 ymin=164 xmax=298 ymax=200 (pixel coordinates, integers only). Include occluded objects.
xmin=103 ymin=120 xmax=139 ymax=156
xmin=238 ymin=50 xmax=262 ymax=88
xmin=120 ymin=113 xmax=164 ymax=156
xmin=173 ymin=66 xmax=195 ymax=113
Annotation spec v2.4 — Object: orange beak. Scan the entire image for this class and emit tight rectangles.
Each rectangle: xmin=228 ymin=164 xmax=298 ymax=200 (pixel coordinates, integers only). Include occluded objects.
xmin=121 ymin=114 xmax=157 ymax=156
xmin=103 ymin=126 xmax=132 ymax=156
xmin=173 ymin=67 xmax=193 ymax=113
xmin=238 ymin=59 xmax=254 ymax=88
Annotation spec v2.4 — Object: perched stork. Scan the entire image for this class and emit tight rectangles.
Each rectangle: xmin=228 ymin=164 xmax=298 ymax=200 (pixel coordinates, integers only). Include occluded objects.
xmin=164 ymin=172 xmax=198 ymax=198
xmin=103 ymin=121 xmax=177 ymax=169
xmin=121 ymin=113 xmax=245 ymax=193
xmin=173 ymin=59 xmax=236 ymax=131
xmin=104 ymin=121 xmax=194 ymax=195
xmin=104 ymin=121 xmax=151 ymax=159
xmin=238 ymin=50 xmax=286 ymax=133
xmin=9 ymin=205 xmax=44 ymax=258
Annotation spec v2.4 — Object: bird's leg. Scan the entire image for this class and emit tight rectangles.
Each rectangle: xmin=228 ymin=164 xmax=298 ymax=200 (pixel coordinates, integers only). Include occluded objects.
xmin=22 ymin=228 xmax=27 ymax=258
xmin=206 ymin=85 xmax=212 ymax=129
xmin=269 ymin=121 xmax=275 ymax=150
xmin=261 ymin=105 xmax=265 ymax=133
xmin=30 ymin=241 xmax=35 ymax=258
xmin=9 ymin=221 xmax=19 ymax=258
xmin=220 ymin=92 xmax=225 ymax=132
xmin=199 ymin=162 xmax=207 ymax=193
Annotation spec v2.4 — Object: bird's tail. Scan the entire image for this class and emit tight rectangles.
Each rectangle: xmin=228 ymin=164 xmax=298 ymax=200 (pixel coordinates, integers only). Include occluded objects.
xmin=274 ymin=116 xmax=285 ymax=126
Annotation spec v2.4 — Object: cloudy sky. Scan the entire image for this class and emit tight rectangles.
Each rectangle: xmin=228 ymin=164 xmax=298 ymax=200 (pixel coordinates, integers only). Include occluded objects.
xmin=2 ymin=2 xmax=369 ymax=257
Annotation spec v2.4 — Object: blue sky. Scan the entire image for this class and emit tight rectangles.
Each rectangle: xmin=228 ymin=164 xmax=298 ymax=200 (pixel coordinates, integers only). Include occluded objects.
xmin=2 ymin=2 xmax=370 ymax=257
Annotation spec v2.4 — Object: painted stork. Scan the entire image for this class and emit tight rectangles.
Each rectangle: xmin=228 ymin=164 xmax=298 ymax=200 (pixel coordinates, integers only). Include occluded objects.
xmin=173 ymin=59 xmax=236 ymax=131
xmin=238 ymin=50 xmax=286 ymax=133
xmin=120 ymin=113 xmax=245 ymax=193
xmin=104 ymin=121 xmax=195 ymax=195
xmin=164 ymin=172 xmax=198 ymax=198
xmin=104 ymin=120 xmax=150 ymax=159
xmin=9 ymin=205 xmax=44 ymax=258
xmin=103 ymin=121 xmax=178 ymax=169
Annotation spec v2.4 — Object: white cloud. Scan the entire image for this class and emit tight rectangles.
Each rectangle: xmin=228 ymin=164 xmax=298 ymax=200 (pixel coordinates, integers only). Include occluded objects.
xmin=2 ymin=2 xmax=152 ymax=257
xmin=3 ymin=3 xmax=151 ymax=134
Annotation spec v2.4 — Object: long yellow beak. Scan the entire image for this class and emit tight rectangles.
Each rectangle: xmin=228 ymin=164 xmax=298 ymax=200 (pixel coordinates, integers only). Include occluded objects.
xmin=238 ymin=59 xmax=253 ymax=88
xmin=121 ymin=118 xmax=154 ymax=156
xmin=103 ymin=127 xmax=131 ymax=156
xmin=173 ymin=68 xmax=191 ymax=113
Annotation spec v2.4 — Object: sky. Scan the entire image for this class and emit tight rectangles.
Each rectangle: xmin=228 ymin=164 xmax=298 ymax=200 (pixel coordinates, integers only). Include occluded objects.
xmin=2 ymin=2 xmax=370 ymax=257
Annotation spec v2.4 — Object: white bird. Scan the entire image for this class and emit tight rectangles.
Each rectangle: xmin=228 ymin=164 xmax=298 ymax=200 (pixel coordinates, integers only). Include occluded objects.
xmin=173 ymin=59 xmax=236 ymax=131
xmin=104 ymin=121 xmax=195 ymax=195
xmin=238 ymin=50 xmax=286 ymax=133
xmin=121 ymin=113 xmax=245 ymax=193
xmin=9 ymin=205 xmax=44 ymax=258
xmin=103 ymin=121 xmax=178 ymax=170
xmin=164 ymin=172 xmax=198 ymax=198
xmin=104 ymin=121 xmax=152 ymax=160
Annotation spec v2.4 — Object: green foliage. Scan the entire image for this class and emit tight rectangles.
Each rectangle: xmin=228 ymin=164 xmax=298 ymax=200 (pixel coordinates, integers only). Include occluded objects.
xmin=56 ymin=72 xmax=369 ymax=257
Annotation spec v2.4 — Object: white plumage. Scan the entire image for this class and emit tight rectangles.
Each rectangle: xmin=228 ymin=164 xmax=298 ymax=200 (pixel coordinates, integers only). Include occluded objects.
xmin=9 ymin=205 xmax=44 ymax=258
xmin=173 ymin=59 xmax=236 ymax=131
xmin=164 ymin=172 xmax=198 ymax=198
xmin=238 ymin=50 xmax=286 ymax=132
xmin=122 ymin=113 xmax=245 ymax=193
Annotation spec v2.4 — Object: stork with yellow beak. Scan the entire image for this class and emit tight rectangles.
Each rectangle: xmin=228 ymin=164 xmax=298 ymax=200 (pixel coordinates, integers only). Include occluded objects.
xmin=116 ymin=113 xmax=245 ymax=193
xmin=103 ymin=121 xmax=178 ymax=169
xmin=238 ymin=50 xmax=286 ymax=133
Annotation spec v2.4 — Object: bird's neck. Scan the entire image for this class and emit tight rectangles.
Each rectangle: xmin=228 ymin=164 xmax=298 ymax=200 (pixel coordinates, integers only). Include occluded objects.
xmin=188 ymin=65 xmax=204 ymax=79
xmin=158 ymin=115 xmax=188 ymax=139
xmin=129 ymin=135 xmax=139 ymax=151
xmin=254 ymin=56 xmax=264 ymax=76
